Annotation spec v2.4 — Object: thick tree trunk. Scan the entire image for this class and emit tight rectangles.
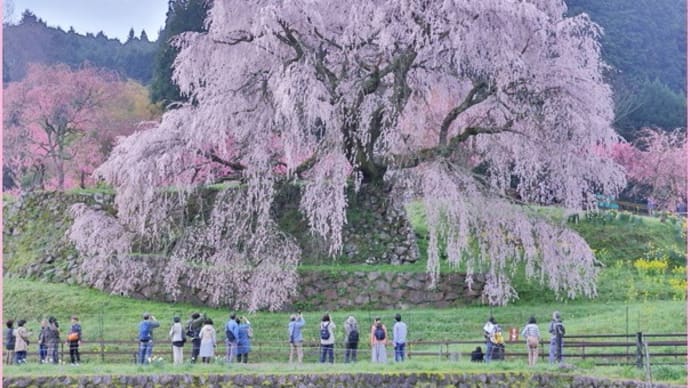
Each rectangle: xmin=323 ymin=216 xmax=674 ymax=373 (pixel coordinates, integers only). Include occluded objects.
xmin=273 ymin=181 xmax=419 ymax=265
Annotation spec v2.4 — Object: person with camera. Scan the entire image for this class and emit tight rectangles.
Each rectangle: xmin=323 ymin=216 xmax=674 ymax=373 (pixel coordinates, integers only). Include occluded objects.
xmin=185 ymin=312 xmax=205 ymax=363
xmin=288 ymin=311 xmax=305 ymax=363
xmin=137 ymin=312 xmax=160 ymax=364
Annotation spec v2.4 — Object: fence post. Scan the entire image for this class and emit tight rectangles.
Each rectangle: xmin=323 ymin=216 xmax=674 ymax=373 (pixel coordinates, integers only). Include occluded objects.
xmin=100 ymin=303 xmax=105 ymax=362
xmin=635 ymin=332 xmax=643 ymax=369
xmin=100 ymin=338 xmax=105 ymax=363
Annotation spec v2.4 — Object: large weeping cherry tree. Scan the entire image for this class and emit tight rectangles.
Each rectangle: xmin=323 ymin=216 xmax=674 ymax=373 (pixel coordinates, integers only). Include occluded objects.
xmin=69 ymin=0 xmax=626 ymax=310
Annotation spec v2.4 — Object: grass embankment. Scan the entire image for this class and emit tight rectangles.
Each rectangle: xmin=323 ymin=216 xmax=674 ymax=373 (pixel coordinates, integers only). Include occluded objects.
xmin=3 ymin=358 xmax=687 ymax=387
xmin=4 ymin=278 xmax=685 ymax=343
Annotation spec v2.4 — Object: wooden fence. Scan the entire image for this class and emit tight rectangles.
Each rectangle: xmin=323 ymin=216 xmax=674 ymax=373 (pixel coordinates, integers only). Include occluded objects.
xmin=405 ymin=333 xmax=687 ymax=367
xmin=21 ymin=332 xmax=686 ymax=367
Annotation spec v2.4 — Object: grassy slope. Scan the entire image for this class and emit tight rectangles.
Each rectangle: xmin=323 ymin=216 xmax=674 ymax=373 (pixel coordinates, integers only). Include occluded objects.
xmin=3 ymin=277 xmax=685 ymax=344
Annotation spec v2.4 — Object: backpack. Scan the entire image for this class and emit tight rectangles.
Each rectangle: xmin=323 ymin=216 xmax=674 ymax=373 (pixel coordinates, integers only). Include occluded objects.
xmin=186 ymin=322 xmax=196 ymax=339
xmin=555 ymin=322 xmax=566 ymax=337
xmin=374 ymin=326 xmax=386 ymax=341
xmin=320 ymin=325 xmax=331 ymax=340
xmin=226 ymin=326 xmax=236 ymax=342
xmin=348 ymin=329 xmax=359 ymax=343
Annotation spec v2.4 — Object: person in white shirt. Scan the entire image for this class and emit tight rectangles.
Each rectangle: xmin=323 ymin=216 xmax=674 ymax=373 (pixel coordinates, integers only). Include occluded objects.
xmin=520 ymin=316 xmax=541 ymax=366
xmin=483 ymin=316 xmax=497 ymax=362
xmin=168 ymin=316 xmax=184 ymax=365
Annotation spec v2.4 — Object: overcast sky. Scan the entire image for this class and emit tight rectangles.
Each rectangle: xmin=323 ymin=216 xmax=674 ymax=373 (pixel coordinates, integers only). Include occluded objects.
xmin=8 ymin=0 xmax=169 ymax=42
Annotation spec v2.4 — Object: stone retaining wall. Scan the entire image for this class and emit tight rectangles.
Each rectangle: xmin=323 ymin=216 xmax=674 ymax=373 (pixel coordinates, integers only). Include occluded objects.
xmin=293 ymin=270 xmax=485 ymax=311
xmin=3 ymin=372 xmax=681 ymax=388
xmin=3 ymin=190 xmax=484 ymax=311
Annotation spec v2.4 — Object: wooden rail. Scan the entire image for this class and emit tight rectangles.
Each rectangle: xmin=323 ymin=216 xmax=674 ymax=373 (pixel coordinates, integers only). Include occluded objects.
xmin=404 ymin=333 xmax=687 ymax=366
xmin=14 ymin=333 xmax=686 ymax=366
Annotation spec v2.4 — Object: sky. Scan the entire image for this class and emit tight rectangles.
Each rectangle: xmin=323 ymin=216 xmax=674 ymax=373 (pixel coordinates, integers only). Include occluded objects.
xmin=7 ymin=0 xmax=169 ymax=42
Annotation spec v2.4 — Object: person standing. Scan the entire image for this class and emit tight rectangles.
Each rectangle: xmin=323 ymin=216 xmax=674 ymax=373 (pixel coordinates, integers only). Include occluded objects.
xmin=5 ymin=320 xmax=15 ymax=365
xmin=46 ymin=316 xmax=60 ymax=364
xmin=370 ymin=317 xmax=388 ymax=363
xmin=236 ymin=316 xmax=252 ymax=363
xmin=288 ymin=312 xmax=305 ymax=364
xmin=67 ymin=316 xmax=82 ymax=365
xmin=169 ymin=316 xmax=185 ymax=365
xmin=319 ymin=314 xmax=336 ymax=363
xmin=199 ymin=318 xmax=217 ymax=364
xmin=13 ymin=320 xmax=30 ymax=364
xmin=343 ymin=315 xmax=359 ymax=363
xmin=548 ymin=311 xmax=565 ymax=364
xmin=392 ymin=313 xmax=407 ymax=362
xmin=138 ymin=312 xmax=160 ymax=364
xmin=482 ymin=316 xmax=497 ymax=363
xmin=521 ymin=316 xmax=541 ymax=366
xmin=186 ymin=312 xmax=205 ymax=363
xmin=225 ymin=313 xmax=239 ymax=363
xmin=38 ymin=319 xmax=48 ymax=364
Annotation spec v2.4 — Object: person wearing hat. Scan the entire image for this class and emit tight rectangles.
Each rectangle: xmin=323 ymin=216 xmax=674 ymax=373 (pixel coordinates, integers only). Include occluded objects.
xmin=169 ymin=315 xmax=185 ymax=365
xmin=548 ymin=311 xmax=565 ymax=364
xmin=137 ymin=312 xmax=160 ymax=364
xmin=392 ymin=313 xmax=407 ymax=362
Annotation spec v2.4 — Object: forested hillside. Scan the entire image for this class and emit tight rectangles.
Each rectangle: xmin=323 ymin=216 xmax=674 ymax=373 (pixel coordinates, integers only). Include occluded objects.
xmin=2 ymin=11 xmax=156 ymax=84
xmin=566 ymin=0 xmax=687 ymax=137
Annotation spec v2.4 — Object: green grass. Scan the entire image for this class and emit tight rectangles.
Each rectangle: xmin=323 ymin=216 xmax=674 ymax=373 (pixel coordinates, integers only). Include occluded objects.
xmin=3 ymin=358 xmax=686 ymax=386
xmin=2 ymin=199 xmax=688 ymax=385
xmin=3 ymin=277 xmax=685 ymax=345
xmin=571 ymin=212 xmax=686 ymax=266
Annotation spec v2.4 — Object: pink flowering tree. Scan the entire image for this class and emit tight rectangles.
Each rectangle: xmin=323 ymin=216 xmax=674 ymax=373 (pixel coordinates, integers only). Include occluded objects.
xmin=70 ymin=0 xmax=626 ymax=309
xmin=3 ymin=64 xmax=158 ymax=190
xmin=611 ymin=128 xmax=687 ymax=210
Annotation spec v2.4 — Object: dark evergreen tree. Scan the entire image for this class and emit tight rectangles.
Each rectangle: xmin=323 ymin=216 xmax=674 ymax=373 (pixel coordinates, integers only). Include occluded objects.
xmin=126 ymin=27 xmax=136 ymax=43
xmin=140 ymin=29 xmax=149 ymax=42
xmin=149 ymin=0 xmax=210 ymax=107
xmin=3 ymin=13 xmax=157 ymax=84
